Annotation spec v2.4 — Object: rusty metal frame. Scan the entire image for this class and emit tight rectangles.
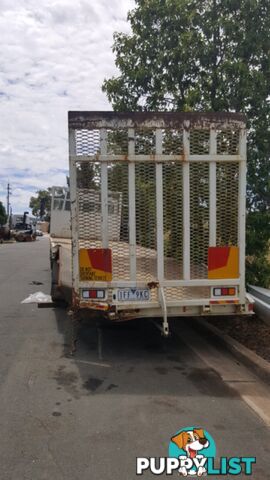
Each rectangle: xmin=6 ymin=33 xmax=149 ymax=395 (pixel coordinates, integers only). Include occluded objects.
xmin=68 ymin=111 xmax=246 ymax=130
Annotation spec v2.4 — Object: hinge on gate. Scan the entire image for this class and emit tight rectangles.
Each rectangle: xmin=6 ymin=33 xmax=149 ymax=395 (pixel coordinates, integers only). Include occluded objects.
xmin=202 ymin=305 xmax=211 ymax=314
xmin=236 ymin=304 xmax=246 ymax=313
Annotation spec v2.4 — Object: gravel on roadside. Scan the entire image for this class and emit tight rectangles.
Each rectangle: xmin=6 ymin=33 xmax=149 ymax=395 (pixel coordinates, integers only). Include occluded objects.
xmin=207 ymin=315 xmax=270 ymax=363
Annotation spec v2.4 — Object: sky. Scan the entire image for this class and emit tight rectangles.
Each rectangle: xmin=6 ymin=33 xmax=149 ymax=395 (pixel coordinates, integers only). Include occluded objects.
xmin=0 ymin=0 xmax=134 ymax=214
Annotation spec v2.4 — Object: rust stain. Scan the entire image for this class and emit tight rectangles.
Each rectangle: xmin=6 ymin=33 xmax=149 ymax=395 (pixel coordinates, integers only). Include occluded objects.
xmin=68 ymin=111 xmax=246 ymax=131
xmin=72 ymin=288 xmax=80 ymax=309
xmin=79 ymin=301 xmax=110 ymax=311
xmin=147 ymin=281 xmax=159 ymax=289
xmin=182 ymin=149 xmax=188 ymax=162
xmin=108 ymin=305 xmax=116 ymax=312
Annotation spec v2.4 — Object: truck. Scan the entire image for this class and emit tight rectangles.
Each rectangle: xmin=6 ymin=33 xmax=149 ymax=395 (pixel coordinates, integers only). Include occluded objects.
xmin=50 ymin=111 xmax=253 ymax=337
xmin=12 ymin=211 xmax=36 ymax=242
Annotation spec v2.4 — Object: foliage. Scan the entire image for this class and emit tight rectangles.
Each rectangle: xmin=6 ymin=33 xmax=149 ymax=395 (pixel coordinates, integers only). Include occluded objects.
xmin=246 ymin=254 xmax=270 ymax=288
xmin=246 ymin=210 xmax=270 ymax=287
xmin=0 ymin=201 xmax=7 ymax=226
xmin=103 ymin=0 xmax=270 ymax=114
xmin=76 ymin=163 xmax=100 ymax=189
xmin=103 ymin=0 xmax=270 ymax=286
xmin=29 ymin=189 xmax=52 ymax=220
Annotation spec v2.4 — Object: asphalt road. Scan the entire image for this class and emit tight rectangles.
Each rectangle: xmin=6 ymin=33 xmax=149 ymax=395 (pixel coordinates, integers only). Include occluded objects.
xmin=0 ymin=238 xmax=269 ymax=479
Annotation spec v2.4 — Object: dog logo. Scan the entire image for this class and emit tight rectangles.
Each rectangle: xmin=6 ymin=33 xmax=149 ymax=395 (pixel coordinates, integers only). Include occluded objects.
xmin=137 ymin=427 xmax=256 ymax=476
xmin=169 ymin=426 xmax=216 ymax=476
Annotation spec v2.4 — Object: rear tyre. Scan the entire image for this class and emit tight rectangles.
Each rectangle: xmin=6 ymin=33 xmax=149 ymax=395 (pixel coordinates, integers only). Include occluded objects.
xmin=51 ymin=255 xmax=65 ymax=303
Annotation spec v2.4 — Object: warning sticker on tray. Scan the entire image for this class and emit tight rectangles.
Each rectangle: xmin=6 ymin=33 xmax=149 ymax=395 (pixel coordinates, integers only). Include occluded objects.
xmin=79 ymin=248 xmax=112 ymax=282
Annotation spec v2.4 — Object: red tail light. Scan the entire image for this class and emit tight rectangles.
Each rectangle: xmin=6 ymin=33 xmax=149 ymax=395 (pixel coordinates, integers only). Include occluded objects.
xmin=213 ymin=287 xmax=236 ymax=297
xmin=82 ymin=289 xmax=105 ymax=300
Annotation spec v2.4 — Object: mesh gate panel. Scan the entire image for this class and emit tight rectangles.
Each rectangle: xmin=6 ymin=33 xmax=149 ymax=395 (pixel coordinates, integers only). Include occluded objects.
xmin=75 ymin=142 xmax=239 ymax=281
xmin=165 ymin=286 xmax=211 ymax=302
xmin=75 ymin=128 xmax=129 ymax=156
xmin=76 ymin=161 xmax=101 ymax=249
xmin=216 ymin=162 xmax=239 ymax=246
xmin=217 ymin=129 xmax=240 ymax=155
xmin=108 ymin=162 xmax=129 ymax=280
xmin=190 ymin=162 xmax=209 ymax=279
xmin=135 ymin=128 xmax=155 ymax=154
xmin=107 ymin=130 xmax=128 ymax=155
xmin=163 ymin=162 xmax=183 ymax=279
xmin=75 ymin=129 xmax=100 ymax=156
xmin=135 ymin=163 xmax=157 ymax=282
xmin=190 ymin=129 xmax=210 ymax=155
xmin=163 ymin=129 xmax=183 ymax=154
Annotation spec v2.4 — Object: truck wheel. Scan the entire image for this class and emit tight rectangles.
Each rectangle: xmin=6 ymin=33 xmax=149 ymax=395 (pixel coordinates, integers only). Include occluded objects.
xmin=16 ymin=233 xmax=24 ymax=242
xmin=51 ymin=256 xmax=64 ymax=303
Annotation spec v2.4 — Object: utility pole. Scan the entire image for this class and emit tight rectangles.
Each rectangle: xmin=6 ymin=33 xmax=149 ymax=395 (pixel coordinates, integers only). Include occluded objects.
xmin=7 ymin=182 xmax=11 ymax=220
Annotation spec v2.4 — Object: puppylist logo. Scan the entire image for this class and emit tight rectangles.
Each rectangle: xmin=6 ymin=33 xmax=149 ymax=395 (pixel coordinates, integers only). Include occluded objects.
xmin=137 ymin=426 xmax=256 ymax=476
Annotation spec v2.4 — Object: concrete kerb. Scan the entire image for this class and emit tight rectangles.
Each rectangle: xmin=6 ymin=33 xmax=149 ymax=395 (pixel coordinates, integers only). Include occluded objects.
xmin=0 ymin=239 xmax=16 ymax=244
xmin=192 ymin=317 xmax=270 ymax=386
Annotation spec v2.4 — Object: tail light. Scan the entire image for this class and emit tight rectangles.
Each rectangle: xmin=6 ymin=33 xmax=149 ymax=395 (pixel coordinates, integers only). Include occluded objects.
xmin=82 ymin=289 xmax=106 ymax=300
xmin=213 ymin=287 xmax=236 ymax=297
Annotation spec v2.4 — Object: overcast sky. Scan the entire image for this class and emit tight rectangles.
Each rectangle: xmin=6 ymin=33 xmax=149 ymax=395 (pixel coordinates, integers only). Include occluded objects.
xmin=0 ymin=0 xmax=134 ymax=214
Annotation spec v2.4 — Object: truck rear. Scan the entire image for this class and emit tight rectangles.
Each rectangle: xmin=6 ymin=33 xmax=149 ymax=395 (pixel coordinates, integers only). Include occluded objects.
xmin=62 ymin=111 xmax=253 ymax=335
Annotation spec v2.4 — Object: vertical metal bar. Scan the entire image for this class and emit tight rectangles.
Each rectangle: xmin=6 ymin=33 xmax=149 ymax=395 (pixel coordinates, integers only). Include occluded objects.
xmin=156 ymin=129 xmax=164 ymax=282
xmin=159 ymin=287 xmax=169 ymax=336
xmin=100 ymin=128 xmax=108 ymax=248
xmin=128 ymin=128 xmax=136 ymax=281
xmin=68 ymin=128 xmax=79 ymax=296
xmin=209 ymin=128 xmax=217 ymax=246
xmin=183 ymin=129 xmax=190 ymax=280
xmin=238 ymin=128 xmax=247 ymax=303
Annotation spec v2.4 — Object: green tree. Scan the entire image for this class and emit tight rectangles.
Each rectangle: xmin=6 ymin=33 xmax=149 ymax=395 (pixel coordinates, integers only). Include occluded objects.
xmin=103 ymin=0 xmax=270 ymax=286
xmin=29 ymin=189 xmax=52 ymax=220
xmin=0 ymin=201 xmax=7 ymax=226
xmin=76 ymin=163 xmax=100 ymax=189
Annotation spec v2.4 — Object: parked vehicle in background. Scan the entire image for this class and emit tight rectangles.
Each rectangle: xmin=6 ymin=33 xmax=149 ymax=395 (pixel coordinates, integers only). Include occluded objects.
xmin=11 ymin=211 xmax=36 ymax=242
xmin=0 ymin=225 xmax=10 ymax=242
xmin=11 ymin=212 xmax=35 ymax=229
xmin=50 ymin=187 xmax=71 ymax=239
xmin=50 ymin=112 xmax=253 ymax=335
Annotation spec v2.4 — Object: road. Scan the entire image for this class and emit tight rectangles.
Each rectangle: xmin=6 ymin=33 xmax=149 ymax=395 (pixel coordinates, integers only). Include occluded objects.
xmin=0 ymin=237 xmax=269 ymax=479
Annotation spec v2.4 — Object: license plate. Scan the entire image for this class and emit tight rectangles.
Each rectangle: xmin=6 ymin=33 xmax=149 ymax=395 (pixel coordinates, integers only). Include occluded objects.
xmin=117 ymin=288 xmax=150 ymax=302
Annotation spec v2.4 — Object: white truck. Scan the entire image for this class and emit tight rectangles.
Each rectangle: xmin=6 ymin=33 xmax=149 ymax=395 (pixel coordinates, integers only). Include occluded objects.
xmin=50 ymin=111 xmax=253 ymax=336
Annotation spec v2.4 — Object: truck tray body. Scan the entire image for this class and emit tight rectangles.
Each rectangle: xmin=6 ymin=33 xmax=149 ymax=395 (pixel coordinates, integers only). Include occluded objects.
xmin=63 ymin=112 xmax=252 ymax=332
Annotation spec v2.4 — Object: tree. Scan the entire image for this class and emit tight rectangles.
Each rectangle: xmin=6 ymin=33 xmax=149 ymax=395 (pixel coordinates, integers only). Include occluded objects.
xmin=76 ymin=162 xmax=100 ymax=189
xmin=29 ymin=189 xmax=52 ymax=220
xmin=0 ymin=201 xmax=7 ymax=226
xmin=103 ymin=0 xmax=270 ymax=286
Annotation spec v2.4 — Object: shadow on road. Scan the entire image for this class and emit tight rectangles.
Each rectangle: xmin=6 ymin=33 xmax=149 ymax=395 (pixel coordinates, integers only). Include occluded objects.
xmin=52 ymin=308 xmax=239 ymax=401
